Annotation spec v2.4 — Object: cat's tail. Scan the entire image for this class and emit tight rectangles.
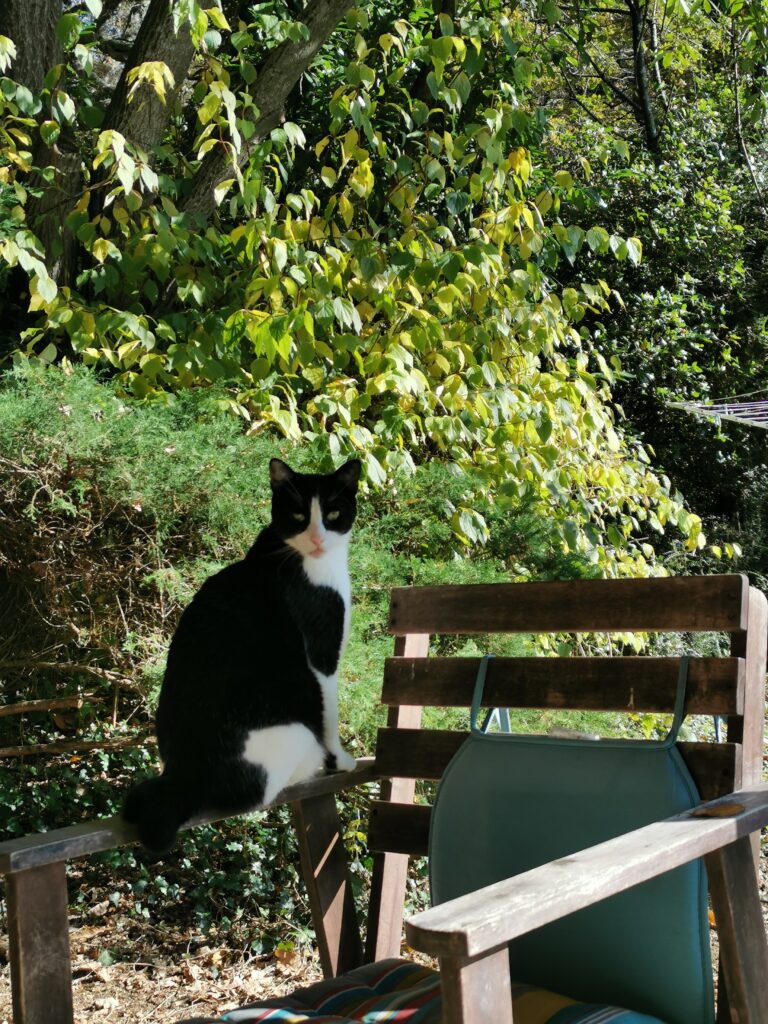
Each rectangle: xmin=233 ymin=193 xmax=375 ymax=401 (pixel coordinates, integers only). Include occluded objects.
xmin=123 ymin=773 xmax=195 ymax=855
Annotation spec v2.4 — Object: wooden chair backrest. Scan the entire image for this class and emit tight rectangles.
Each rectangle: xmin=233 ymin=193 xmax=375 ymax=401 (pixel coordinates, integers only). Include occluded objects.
xmin=364 ymin=574 xmax=767 ymax=961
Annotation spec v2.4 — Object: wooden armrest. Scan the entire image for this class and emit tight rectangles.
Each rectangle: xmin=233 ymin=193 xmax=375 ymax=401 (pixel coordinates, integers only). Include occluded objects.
xmin=0 ymin=757 xmax=377 ymax=874
xmin=406 ymin=783 xmax=768 ymax=959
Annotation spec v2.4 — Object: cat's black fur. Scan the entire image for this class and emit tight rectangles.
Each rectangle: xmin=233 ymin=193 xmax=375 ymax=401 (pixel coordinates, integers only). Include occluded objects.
xmin=122 ymin=458 xmax=361 ymax=853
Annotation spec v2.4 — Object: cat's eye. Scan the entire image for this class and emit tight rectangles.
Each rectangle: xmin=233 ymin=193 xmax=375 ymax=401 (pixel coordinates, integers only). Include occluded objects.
xmin=292 ymin=512 xmax=306 ymax=522
xmin=326 ymin=510 xmax=341 ymax=522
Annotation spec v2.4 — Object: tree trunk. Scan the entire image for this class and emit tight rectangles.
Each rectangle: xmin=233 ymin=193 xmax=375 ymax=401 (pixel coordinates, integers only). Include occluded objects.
xmin=0 ymin=0 xmax=81 ymax=284
xmin=626 ymin=0 xmax=660 ymax=155
xmin=103 ymin=0 xmax=207 ymax=150
xmin=0 ymin=0 xmax=61 ymax=93
xmin=181 ymin=0 xmax=354 ymax=221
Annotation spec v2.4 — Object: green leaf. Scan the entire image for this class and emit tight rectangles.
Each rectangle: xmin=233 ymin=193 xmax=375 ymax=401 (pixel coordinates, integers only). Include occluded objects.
xmin=273 ymin=238 xmax=287 ymax=272
xmin=52 ymin=90 xmax=76 ymax=124
xmin=283 ymin=122 xmax=306 ymax=148
xmin=213 ymin=178 xmax=235 ymax=205
xmin=14 ymin=84 xmax=39 ymax=115
xmin=586 ymin=226 xmax=608 ymax=252
xmin=625 ymin=237 xmax=642 ymax=266
xmin=56 ymin=13 xmax=81 ymax=49
xmin=40 ymin=120 xmax=61 ymax=146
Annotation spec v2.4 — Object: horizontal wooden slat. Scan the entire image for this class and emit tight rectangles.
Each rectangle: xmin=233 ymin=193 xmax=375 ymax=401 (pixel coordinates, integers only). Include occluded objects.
xmin=406 ymin=783 xmax=768 ymax=959
xmin=367 ymin=742 xmax=740 ymax=857
xmin=368 ymin=801 xmax=431 ymax=855
xmin=679 ymin=742 xmax=740 ymax=800
xmin=376 ymin=728 xmax=465 ymax=780
xmin=375 ymin=728 xmax=739 ymax=800
xmin=0 ymin=758 xmax=377 ymax=875
xmin=388 ymin=576 xmax=749 ymax=636
xmin=382 ymin=657 xmax=744 ymax=715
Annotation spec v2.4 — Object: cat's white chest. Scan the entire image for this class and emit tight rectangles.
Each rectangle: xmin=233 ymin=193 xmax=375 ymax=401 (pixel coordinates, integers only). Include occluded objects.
xmin=301 ymin=543 xmax=351 ymax=609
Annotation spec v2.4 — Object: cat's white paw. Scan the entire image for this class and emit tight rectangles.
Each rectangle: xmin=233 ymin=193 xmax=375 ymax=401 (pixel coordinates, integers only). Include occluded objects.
xmin=327 ymin=747 xmax=356 ymax=772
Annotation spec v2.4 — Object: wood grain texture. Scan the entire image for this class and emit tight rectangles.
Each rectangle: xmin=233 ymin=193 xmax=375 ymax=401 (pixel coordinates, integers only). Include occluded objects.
xmin=388 ymin=575 xmax=749 ymax=635
xmin=438 ymin=949 xmax=513 ymax=1024
xmin=406 ymin=783 xmax=768 ymax=959
xmin=0 ymin=759 xmax=377 ymax=874
xmin=291 ymin=793 xmax=362 ymax=977
xmin=375 ymin=728 xmax=738 ymax=800
xmin=678 ymin=743 xmax=740 ymax=800
xmin=382 ymin=656 xmax=744 ymax=715
xmin=368 ymin=801 xmax=431 ymax=855
xmin=706 ymin=837 xmax=768 ymax=1024
xmin=727 ymin=586 xmax=767 ymax=871
xmin=365 ymin=633 xmax=428 ymax=963
xmin=7 ymin=862 xmax=73 ymax=1024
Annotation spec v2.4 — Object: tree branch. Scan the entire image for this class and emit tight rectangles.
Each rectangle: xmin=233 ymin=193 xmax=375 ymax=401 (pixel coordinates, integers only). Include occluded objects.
xmin=557 ymin=23 xmax=642 ymax=113
xmin=0 ymin=695 xmax=101 ymax=718
xmin=103 ymin=0 xmax=213 ymax=150
xmin=626 ymin=0 xmax=660 ymax=153
xmin=730 ymin=19 xmax=767 ymax=220
xmin=0 ymin=733 xmax=154 ymax=758
xmin=561 ymin=69 xmax=608 ymax=126
xmin=0 ymin=660 xmax=141 ymax=690
xmin=181 ymin=0 xmax=354 ymax=221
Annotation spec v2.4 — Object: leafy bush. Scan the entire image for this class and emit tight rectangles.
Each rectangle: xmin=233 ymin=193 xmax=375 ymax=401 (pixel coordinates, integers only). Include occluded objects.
xmin=0 ymin=0 xmax=704 ymax=572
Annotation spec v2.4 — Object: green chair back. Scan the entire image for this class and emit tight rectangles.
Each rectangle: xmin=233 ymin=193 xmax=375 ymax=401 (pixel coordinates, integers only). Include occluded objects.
xmin=429 ymin=656 xmax=714 ymax=1024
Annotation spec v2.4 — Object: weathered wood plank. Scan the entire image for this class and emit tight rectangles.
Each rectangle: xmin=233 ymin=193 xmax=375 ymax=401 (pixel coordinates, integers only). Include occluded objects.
xmin=438 ymin=949 xmax=513 ymax=1024
xmin=728 ymin=587 xmax=767 ymax=869
xmin=406 ymin=783 xmax=768 ymax=959
xmin=368 ymin=801 xmax=431 ymax=855
xmin=7 ymin=862 xmax=73 ymax=1024
xmin=375 ymin=727 xmax=464 ymax=780
xmin=678 ymin=743 xmax=740 ymax=801
xmin=291 ymin=793 xmax=362 ymax=978
xmin=388 ymin=576 xmax=749 ymax=636
xmin=706 ymin=837 xmax=768 ymax=1024
xmin=727 ymin=588 xmax=767 ymax=789
xmin=366 ymin=741 xmax=740 ymax=857
xmin=0 ymin=758 xmax=377 ymax=874
xmin=365 ymin=633 xmax=428 ymax=963
xmin=382 ymin=657 xmax=744 ymax=715
xmin=375 ymin=728 xmax=739 ymax=800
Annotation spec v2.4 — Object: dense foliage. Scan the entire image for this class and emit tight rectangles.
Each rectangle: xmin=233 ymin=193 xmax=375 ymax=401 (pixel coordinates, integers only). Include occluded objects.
xmin=0 ymin=0 xmax=730 ymax=575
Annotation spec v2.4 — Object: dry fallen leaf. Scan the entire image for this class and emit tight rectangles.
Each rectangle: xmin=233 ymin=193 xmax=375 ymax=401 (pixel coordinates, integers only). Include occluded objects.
xmin=691 ymin=802 xmax=745 ymax=818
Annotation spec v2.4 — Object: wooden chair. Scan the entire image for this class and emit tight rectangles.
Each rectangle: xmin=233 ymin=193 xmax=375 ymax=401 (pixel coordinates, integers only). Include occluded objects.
xmin=1 ymin=574 xmax=767 ymax=1024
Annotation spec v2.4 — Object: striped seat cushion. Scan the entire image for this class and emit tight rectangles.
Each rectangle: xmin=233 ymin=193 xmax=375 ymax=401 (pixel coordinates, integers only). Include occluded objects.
xmin=185 ymin=959 xmax=663 ymax=1024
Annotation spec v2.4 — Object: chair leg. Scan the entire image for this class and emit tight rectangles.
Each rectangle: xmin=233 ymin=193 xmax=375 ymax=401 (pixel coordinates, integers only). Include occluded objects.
xmin=7 ymin=862 xmax=74 ymax=1024
xmin=438 ymin=948 xmax=513 ymax=1024
xmin=706 ymin=836 xmax=768 ymax=1024
xmin=291 ymin=793 xmax=363 ymax=978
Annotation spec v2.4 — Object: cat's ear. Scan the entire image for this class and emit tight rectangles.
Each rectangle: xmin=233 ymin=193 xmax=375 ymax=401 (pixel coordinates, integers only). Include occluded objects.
xmin=269 ymin=458 xmax=295 ymax=489
xmin=334 ymin=459 xmax=361 ymax=490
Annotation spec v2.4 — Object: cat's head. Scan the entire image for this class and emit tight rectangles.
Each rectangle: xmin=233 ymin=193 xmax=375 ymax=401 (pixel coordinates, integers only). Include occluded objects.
xmin=269 ymin=458 xmax=361 ymax=560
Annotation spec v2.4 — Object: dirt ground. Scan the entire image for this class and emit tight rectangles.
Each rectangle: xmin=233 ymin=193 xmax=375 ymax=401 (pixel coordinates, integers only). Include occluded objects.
xmin=0 ymin=918 xmax=325 ymax=1024
xmin=0 ymin=847 xmax=766 ymax=1022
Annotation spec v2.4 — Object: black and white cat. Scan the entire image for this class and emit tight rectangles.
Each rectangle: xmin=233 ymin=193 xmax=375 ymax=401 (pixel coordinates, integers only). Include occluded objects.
xmin=123 ymin=457 xmax=361 ymax=853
